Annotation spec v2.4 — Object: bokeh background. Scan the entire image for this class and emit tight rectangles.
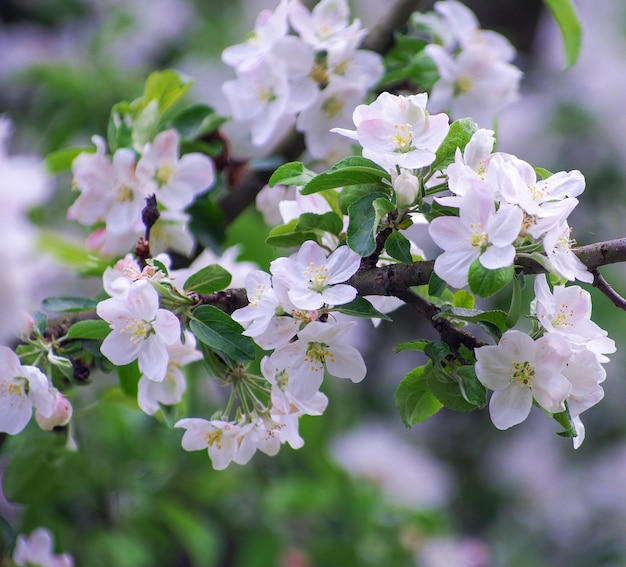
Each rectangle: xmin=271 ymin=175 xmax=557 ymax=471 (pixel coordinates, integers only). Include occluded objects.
xmin=1 ymin=0 xmax=626 ymax=565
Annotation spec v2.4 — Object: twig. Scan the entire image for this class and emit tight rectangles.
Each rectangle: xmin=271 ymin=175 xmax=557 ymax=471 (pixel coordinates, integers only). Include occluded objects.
xmin=592 ymin=269 xmax=626 ymax=311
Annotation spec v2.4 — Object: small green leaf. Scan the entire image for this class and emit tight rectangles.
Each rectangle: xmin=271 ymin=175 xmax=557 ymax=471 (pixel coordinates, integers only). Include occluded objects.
xmin=452 ymin=289 xmax=475 ymax=309
xmin=455 ymin=365 xmax=488 ymax=408
xmin=107 ymin=101 xmax=133 ymax=152
xmin=395 ymin=365 xmax=443 ymax=426
xmin=535 ymin=167 xmax=554 ymax=180
xmin=434 ymin=307 xmax=509 ymax=332
xmin=301 ymin=157 xmax=390 ymax=195
xmin=385 ymin=230 xmax=413 ymax=264
xmin=553 ymin=406 xmax=577 ymax=438
xmin=189 ymin=305 xmax=255 ymax=362
xmin=337 ymin=184 xmax=383 ymax=215
xmin=42 ymin=297 xmax=99 ymax=313
xmin=333 ymin=297 xmax=392 ymax=321
xmin=543 ymin=0 xmax=582 ymax=69
xmin=296 ymin=212 xmax=343 ymax=236
xmin=118 ymin=361 xmax=141 ymax=398
xmin=266 ymin=219 xmax=318 ymax=248
xmin=427 ymin=365 xmax=485 ymax=412
xmin=142 ymin=69 xmax=192 ymax=116
xmin=268 ymin=162 xmax=317 ymax=187
xmin=428 ymin=271 xmax=448 ymax=298
xmin=467 ymin=259 xmax=514 ymax=298
xmin=169 ymin=104 xmax=227 ymax=142
xmin=45 ymin=146 xmax=94 ymax=174
xmin=505 ymin=273 xmax=523 ymax=329
xmin=430 ymin=118 xmax=478 ymax=172
xmin=394 ymin=339 xmax=428 ymax=353
xmin=67 ymin=319 xmax=112 ymax=341
xmin=346 ymin=192 xmax=388 ymax=256
xmin=183 ymin=265 xmax=232 ymax=294
xmin=424 ymin=340 xmax=451 ymax=365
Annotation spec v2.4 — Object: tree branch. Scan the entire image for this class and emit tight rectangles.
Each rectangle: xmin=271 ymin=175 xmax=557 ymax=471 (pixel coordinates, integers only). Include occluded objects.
xmin=592 ymin=269 xmax=626 ymax=311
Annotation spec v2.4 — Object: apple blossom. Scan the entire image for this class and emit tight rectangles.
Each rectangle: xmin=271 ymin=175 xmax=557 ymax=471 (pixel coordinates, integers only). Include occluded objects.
xmin=270 ymin=240 xmax=360 ymax=310
xmin=13 ymin=527 xmax=74 ymax=567
xmin=97 ymin=279 xmax=181 ymax=382
xmin=475 ymin=330 xmax=572 ymax=430
xmin=331 ymin=91 xmax=450 ymax=171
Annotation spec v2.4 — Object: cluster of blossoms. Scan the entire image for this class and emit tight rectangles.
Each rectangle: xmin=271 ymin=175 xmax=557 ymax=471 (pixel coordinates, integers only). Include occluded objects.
xmin=416 ymin=0 xmax=523 ymax=127
xmin=222 ymin=0 xmax=383 ymax=160
xmin=476 ymin=275 xmax=615 ymax=447
xmin=68 ymin=128 xmax=215 ymax=257
xmin=177 ymin=240 xmax=366 ymax=469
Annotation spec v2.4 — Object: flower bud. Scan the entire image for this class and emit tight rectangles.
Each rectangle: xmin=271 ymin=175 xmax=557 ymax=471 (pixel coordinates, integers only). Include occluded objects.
xmin=393 ymin=169 xmax=420 ymax=211
xmin=35 ymin=389 xmax=73 ymax=430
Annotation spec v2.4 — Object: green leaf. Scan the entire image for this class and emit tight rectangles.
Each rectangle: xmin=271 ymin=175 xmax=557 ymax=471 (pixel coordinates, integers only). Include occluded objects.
xmin=535 ymin=167 xmax=554 ymax=180
xmin=427 ymin=365 xmax=486 ymax=411
xmin=189 ymin=305 xmax=255 ymax=362
xmin=430 ymin=118 xmax=479 ymax=172
xmin=107 ymin=101 xmax=134 ymax=152
xmin=118 ymin=361 xmax=140 ymax=398
xmin=301 ymin=157 xmax=390 ymax=195
xmin=395 ymin=365 xmax=443 ymax=426
xmin=42 ymin=296 xmax=99 ymax=313
xmin=337 ymin=184 xmax=383 ymax=215
xmin=505 ymin=272 xmax=523 ymax=329
xmin=434 ymin=307 xmax=509 ymax=332
xmin=266 ymin=219 xmax=318 ymax=248
xmin=428 ymin=271 xmax=448 ymax=298
xmin=66 ymin=319 xmax=111 ymax=341
xmin=169 ymin=104 xmax=227 ymax=142
xmin=45 ymin=146 xmax=94 ymax=174
xmin=333 ymin=296 xmax=392 ymax=321
xmin=183 ymin=264 xmax=232 ymax=294
xmin=452 ymin=289 xmax=475 ymax=309
xmin=553 ymin=406 xmax=577 ymax=438
xmin=268 ymin=162 xmax=317 ymax=187
xmin=393 ymin=339 xmax=428 ymax=353
xmin=467 ymin=259 xmax=514 ymax=298
xmin=296 ymin=212 xmax=343 ymax=236
xmin=385 ymin=230 xmax=413 ymax=264
xmin=142 ymin=69 xmax=192 ymax=116
xmin=346 ymin=192 xmax=389 ymax=256
xmin=543 ymin=0 xmax=582 ymax=69
xmin=424 ymin=340 xmax=451 ymax=365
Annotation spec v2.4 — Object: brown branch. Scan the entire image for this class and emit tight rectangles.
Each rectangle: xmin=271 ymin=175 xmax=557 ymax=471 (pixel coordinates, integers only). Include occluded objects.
xmin=592 ymin=269 xmax=626 ymax=311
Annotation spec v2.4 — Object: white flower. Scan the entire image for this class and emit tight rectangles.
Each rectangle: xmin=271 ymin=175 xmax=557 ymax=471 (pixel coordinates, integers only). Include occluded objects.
xmin=137 ymin=331 xmax=202 ymax=415
xmin=13 ymin=527 xmax=73 ymax=567
xmin=270 ymin=240 xmax=360 ymax=310
xmin=0 ymin=346 xmax=55 ymax=435
xmin=136 ymin=129 xmax=215 ymax=211
xmin=542 ymin=221 xmax=593 ymax=283
xmin=97 ymin=280 xmax=181 ymax=382
xmin=429 ymin=185 xmax=523 ymax=289
xmin=175 ymin=418 xmax=255 ymax=470
xmin=475 ymin=330 xmax=572 ymax=429
xmin=331 ymin=92 xmax=450 ymax=171
xmin=288 ymin=0 xmax=353 ymax=49
xmin=231 ymin=270 xmax=280 ymax=338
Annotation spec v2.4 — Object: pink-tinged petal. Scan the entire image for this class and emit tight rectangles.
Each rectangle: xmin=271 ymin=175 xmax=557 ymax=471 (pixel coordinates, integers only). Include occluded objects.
xmin=288 ymin=287 xmax=324 ymax=310
xmin=96 ymin=297 xmax=130 ymax=327
xmin=479 ymin=244 xmax=514 ymax=270
xmin=23 ymin=366 xmax=54 ymax=417
xmin=320 ymin=284 xmax=357 ymax=306
xmin=137 ymin=375 xmax=161 ymax=415
xmin=325 ymin=345 xmax=366 ymax=383
xmin=488 ymin=204 xmax=523 ymax=246
xmin=153 ymin=309 xmax=181 ymax=345
xmin=101 ymin=330 xmax=141 ymax=366
xmin=489 ymin=385 xmax=532 ymax=429
xmin=295 ymin=240 xmax=327 ymax=266
xmin=428 ymin=216 xmax=470 ymax=250
xmin=153 ymin=129 xmax=180 ymax=161
xmin=326 ymin=246 xmax=361 ymax=284
xmin=532 ymin=372 xmax=570 ymax=413
xmin=127 ymin=280 xmax=159 ymax=321
xmin=433 ymin=249 xmax=477 ymax=289
xmin=270 ymin=257 xmax=305 ymax=286
xmin=0 ymin=379 xmax=32 ymax=435
xmin=0 ymin=346 xmax=23 ymax=378
xmin=424 ymin=44 xmax=457 ymax=81
xmin=139 ymin=337 xmax=169 ymax=382
xmin=176 ymin=153 xmax=216 ymax=194
xmin=475 ymin=344 xmax=515 ymax=390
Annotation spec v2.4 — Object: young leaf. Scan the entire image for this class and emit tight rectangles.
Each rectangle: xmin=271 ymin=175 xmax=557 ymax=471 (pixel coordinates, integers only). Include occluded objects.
xmin=45 ymin=146 xmax=94 ymax=174
xmin=430 ymin=118 xmax=477 ymax=172
xmin=142 ymin=69 xmax=193 ymax=116
xmin=424 ymin=340 xmax=451 ymax=365
xmin=296 ymin=212 xmax=344 ymax=236
xmin=301 ymin=157 xmax=390 ymax=195
xmin=346 ymin=192 xmax=388 ymax=256
xmin=266 ymin=219 xmax=318 ymax=248
xmin=543 ymin=0 xmax=582 ymax=69
xmin=337 ymin=184 xmax=385 ymax=215
xmin=169 ymin=104 xmax=227 ymax=142
xmin=394 ymin=339 xmax=429 ymax=353
xmin=183 ymin=265 xmax=232 ymax=294
xmin=42 ymin=297 xmax=99 ymax=313
xmin=67 ymin=320 xmax=112 ymax=341
xmin=333 ymin=297 xmax=392 ymax=321
xmin=385 ymin=230 xmax=413 ymax=264
xmin=268 ymin=162 xmax=316 ymax=187
xmin=428 ymin=271 xmax=448 ymax=298
xmin=189 ymin=305 xmax=255 ymax=363
xmin=433 ymin=307 xmax=509 ymax=333
xmin=427 ymin=365 xmax=485 ymax=412
xmin=395 ymin=365 xmax=443 ymax=426
xmin=468 ymin=259 xmax=514 ymax=298
xmin=452 ymin=289 xmax=475 ymax=309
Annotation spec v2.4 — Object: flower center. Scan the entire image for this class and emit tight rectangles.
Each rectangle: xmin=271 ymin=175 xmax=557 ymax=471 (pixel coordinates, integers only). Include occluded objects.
xmin=121 ymin=319 xmax=154 ymax=344
xmin=7 ymin=381 xmax=26 ymax=398
xmin=249 ymin=283 xmax=267 ymax=307
xmin=118 ymin=184 xmax=135 ymax=202
xmin=206 ymin=429 xmax=224 ymax=449
xmin=554 ymin=303 xmax=574 ymax=327
xmin=259 ymin=86 xmax=277 ymax=104
xmin=305 ymin=342 xmax=335 ymax=371
xmin=391 ymin=123 xmax=414 ymax=153
xmin=469 ymin=222 xmax=489 ymax=249
xmin=156 ymin=163 xmax=174 ymax=186
xmin=304 ymin=262 xmax=329 ymax=292
xmin=455 ymin=75 xmax=473 ymax=95
xmin=510 ymin=360 xmax=535 ymax=386
xmin=321 ymin=96 xmax=345 ymax=120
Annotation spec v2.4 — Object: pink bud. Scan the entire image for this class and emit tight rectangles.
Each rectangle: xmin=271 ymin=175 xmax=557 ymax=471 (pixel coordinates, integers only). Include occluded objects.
xmin=35 ymin=390 xmax=73 ymax=430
